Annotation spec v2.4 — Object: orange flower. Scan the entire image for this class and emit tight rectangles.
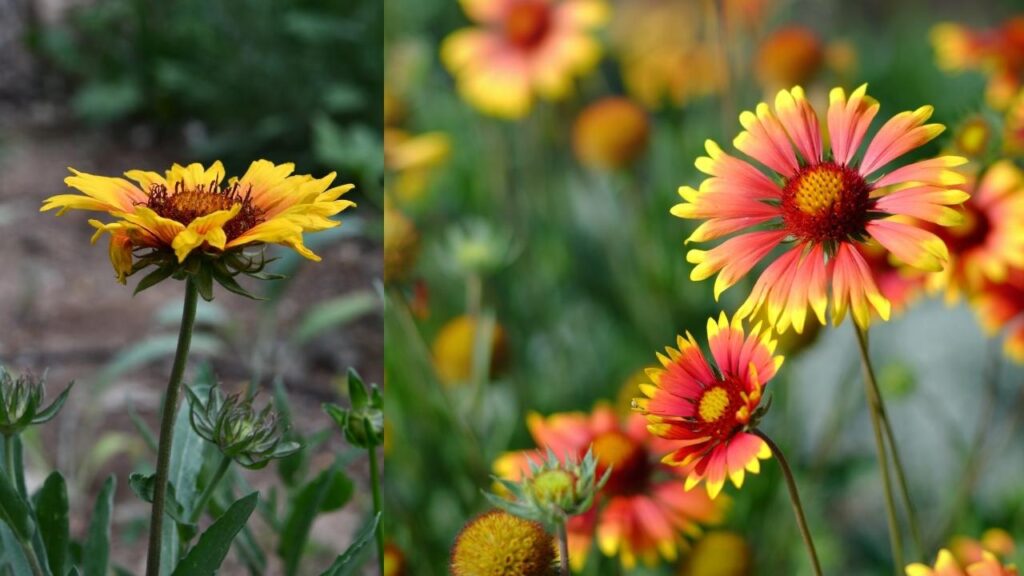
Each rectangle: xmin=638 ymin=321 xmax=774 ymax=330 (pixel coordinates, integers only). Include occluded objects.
xmin=441 ymin=0 xmax=608 ymax=119
xmin=931 ymin=17 xmax=1024 ymax=110
xmin=907 ymin=549 xmax=1019 ymax=576
xmin=494 ymin=404 xmax=724 ymax=570
xmin=573 ymin=97 xmax=650 ymax=170
xmin=756 ymin=26 xmax=824 ymax=91
xmin=636 ymin=313 xmax=780 ymax=498
xmin=674 ymin=85 xmax=968 ymax=331
xmin=926 ymin=161 xmax=1024 ymax=303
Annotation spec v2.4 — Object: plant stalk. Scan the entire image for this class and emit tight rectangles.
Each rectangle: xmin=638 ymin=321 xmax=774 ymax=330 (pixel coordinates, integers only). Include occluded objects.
xmin=146 ymin=278 xmax=199 ymax=576
xmin=556 ymin=520 xmax=570 ymax=576
xmin=187 ymin=454 xmax=231 ymax=525
xmin=754 ymin=430 xmax=823 ymax=576
xmin=854 ymin=324 xmax=905 ymax=574
xmin=366 ymin=420 xmax=384 ymax=576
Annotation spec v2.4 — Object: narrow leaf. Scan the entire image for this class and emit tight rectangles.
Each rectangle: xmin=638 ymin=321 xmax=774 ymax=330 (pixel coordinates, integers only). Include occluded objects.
xmin=30 ymin=382 xmax=74 ymax=425
xmin=279 ymin=465 xmax=340 ymax=576
xmin=171 ymin=492 xmax=258 ymax=576
xmin=319 ymin=513 xmax=381 ymax=576
xmin=82 ymin=476 xmax=115 ymax=576
xmin=0 ymin=463 xmax=32 ymax=542
xmin=133 ymin=265 xmax=175 ymax=295
xmin=35 ymin=472 xmax=69 ymax=576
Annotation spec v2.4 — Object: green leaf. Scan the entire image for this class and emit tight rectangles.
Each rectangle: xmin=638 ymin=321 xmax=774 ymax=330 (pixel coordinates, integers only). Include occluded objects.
xmin=319 ymin=513 xmax=380 ymax=576
xmin=279 ymin=465 xmax=341 ymax=576
xmin=0 ymin=462 xmax=32 ymax=542
xmin=83 ymin=476 xmax=115 ymax=576
xmin=194 ymin=263 xmax=215 ymax=302
xmin=211 ymin=267 xmax=264 ymax=300
xmin=291 ymin=292 xmax=378 ymax=344
xmin=35 ymin=472 xmax=69 ymax=576
xmin=347 ymin=369 xmax=368 ymax=411
xmin=171 ymin=492 xmax=258 ymax=576
xmin=322 ymin=403 xmax=346 ymax=431
xmin=319 ymin=470 xmax=354 ymax=513
xmin=133 ymin=265 xmax=175 ymax=295
xmin=30 ymin=382 xmax=74 ymax=425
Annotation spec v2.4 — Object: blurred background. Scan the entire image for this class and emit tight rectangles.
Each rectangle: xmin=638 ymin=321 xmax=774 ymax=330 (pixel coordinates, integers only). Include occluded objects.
xmin=0 ymin=0 xmax=382 ymax=573
xmin=384 ymin=0 xmax=1024 ymax=574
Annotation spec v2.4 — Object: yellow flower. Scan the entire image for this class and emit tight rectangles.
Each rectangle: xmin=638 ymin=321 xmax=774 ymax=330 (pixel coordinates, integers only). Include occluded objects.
xmin=573 ymin=97 xmax=650 ymax=170
xmin=680 ymin=531 xmax=752 ymax=576
xmin=432 ymin=315 xmax=508 ymax=385
xmin=449 ymin=510 xmax=557 ymax=576
xmin=384 ymin=205 xmax=420 ymax=284
xmin=41 ymin=160 xmax=354 ymax=291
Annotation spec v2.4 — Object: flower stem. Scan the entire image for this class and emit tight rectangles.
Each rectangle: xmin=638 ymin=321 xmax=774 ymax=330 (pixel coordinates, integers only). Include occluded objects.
xmin=556 ymin=521 xmax=570 ymax=576
xmin=3 ymin=435 xmax=16 ymax=490
xmin=146 ymin=278 xmax=199 ymax=576
xmin=187 ymin=454 xmax=231 ymax=525
xmin=853 ymin=325 xmax=905 ymax=574
xmin=2 ymin=434 xmax=43 ymax=576
xmin=753 ymin=429 xmax=823 ymax=576
xmin=366 ymin=421 xmax=384 ymax=576
xmin=19 ymin=540 xmax=44 ymax=576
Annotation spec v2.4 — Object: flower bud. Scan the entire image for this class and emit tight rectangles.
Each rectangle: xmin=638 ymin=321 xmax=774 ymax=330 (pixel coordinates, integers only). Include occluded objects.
xmin=0 ymin=368 xmax=72 ymax=437
xmin=323 ymin=369 xmax=383 ymax=449
xmin=186 ymin=385 xmax=300 ymax=469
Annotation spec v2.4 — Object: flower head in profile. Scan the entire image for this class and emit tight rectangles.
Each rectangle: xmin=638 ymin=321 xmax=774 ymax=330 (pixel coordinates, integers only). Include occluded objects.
xmin=41 ymin=161 xmax=354 ymax=298
xmin=450 ymin=510 xmax=558 ymax=576
xmin=494 ymin=404 xmax=724 ymax=570
xmin=925 ymin=161 xmax=1024 ymax=303
xmin=931 ymin=18 xmax=1024 ymax=110
xmin=635 ymin=313 xmax=781 ymax=499
xmin=906 ymin=549 xmax=1018 ymax=576
xmin=441 ymin=0 xmax=608 ymax=119
xmin=674 ymin=85 xmax=968 ymax=332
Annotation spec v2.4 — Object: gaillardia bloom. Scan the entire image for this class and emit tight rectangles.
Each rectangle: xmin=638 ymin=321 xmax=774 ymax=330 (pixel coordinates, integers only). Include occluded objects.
xmin=450 ymin=510 xmax=557 ymax=576
xmin=635 ymin=314 xmax=781 ymax=499
xmin=674 ymin=85 xmax=969 ymax=331
xmin=931 ymin=18 xmax=1024 ymax=110
xmin=41 ymin=161 xmax=354 ymax=294
xmin=441 ymin=0 xmax=608 ymax=119
xmin=906 ymin=549 xmax=1019 ymax=576
xmin=925 ymin=160 xmax=1024 ymax=303
xmin=972 ymin=268 xmax=1024 ymax=362
xmin=494 ymin=404 xmax=724 ymax=570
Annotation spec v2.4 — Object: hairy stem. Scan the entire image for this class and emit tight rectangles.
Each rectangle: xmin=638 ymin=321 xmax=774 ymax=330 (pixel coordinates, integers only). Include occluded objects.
xmin=146 ymin=278 xmax=199 ymax=576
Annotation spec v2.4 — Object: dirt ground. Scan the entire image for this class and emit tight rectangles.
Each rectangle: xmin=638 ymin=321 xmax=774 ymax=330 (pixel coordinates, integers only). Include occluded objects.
xmin=0 ymin=105 xmax=384 ymax=574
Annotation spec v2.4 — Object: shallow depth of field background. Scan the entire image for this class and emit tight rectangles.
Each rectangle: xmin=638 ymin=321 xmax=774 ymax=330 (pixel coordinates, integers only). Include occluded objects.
xmin=385 ymin=0 xmax=1024 ymax=574
xmin=0 ymin=0 xmax=383 ymax=573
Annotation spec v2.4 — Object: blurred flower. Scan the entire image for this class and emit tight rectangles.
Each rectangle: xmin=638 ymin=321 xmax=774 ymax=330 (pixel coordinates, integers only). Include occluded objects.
xmin=755 ymin=26 xmax=824 ymax=91
xmin=439 ymin=219 xmax=520 ymax=278
xmin=974 ymin=268 xmax=1024 ymax=361
xmin=488 ymin=448 xmax=608 ymax=528
xmin=432 ymin=315 xmax=508 ymax=385
xmin=494 ymin=404 xmax=724 ymax=570
xmin=674 ymin=85 xmax=968 ymax=331
xmin=951 ymin=529 xmax=1017 ymax=566
xmin=953 ymin=116 xmax=994 ymax=159
xmin=441 ymin=0 xmax=609 ymax=119
xmin=931 ymin=18 xmax=1024 ymax=110
xmin=186 ymin=385 xmax=301 ymax=469
xmin=679 ymin=531 xmax=752 ymax=576
xmin=384 ymin=204 xmax=420 ymax=284
xmin=324 ymin=369 xmax=384 ymax=449
xmin=42 ymin=161 xmax=354 ymax=294
xmin=384 ymin=542 xmax=406 ymax=576
xmin=825 ymin=39 xmax=859 ymax=82
xmin=610 ymin=0 xmax=724 ymax=109
xmin=722 ymin=0 xmax=772 ymax=34
xmin=449 ymin=509 xmax=558 ymax=576
xmin=0 ymin=368 xmax=72 ymax=437
xmin=925 ymin=161 xmax=1024 ymax=303
xmin=573 ymin=97 xmax=650 ymax=170
xmin=861 ymin=238 xmax=926 ymax=316
xmin=615 ymin=369 xmax=647 ymax=416
xmin=384 ymin=128 xmax=451 ymax=205
xmin=906 ymin=548 xmax=1019 ymax=576
xmin=635 ymin=313 xmax=779 ymax=498
xmin=1004 ymin=91 xmax=1024 ymax=156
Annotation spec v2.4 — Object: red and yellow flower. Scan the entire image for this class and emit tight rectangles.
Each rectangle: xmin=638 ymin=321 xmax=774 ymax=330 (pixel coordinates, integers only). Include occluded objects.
xmin=673 ymin=85 xmax=968 ymax=331
xmin=635 ymin=313 xmax=780 ymax=499
xmin=907 ymin=549 xmax=1019 ymax=576
xmin=926 ymin=161 xmax=1024 ymax=303
xmin=973 ymin=268 xmax=1024 ymax=362
xmin=41 ymin=161 xmax=354 ymax=284
xmin=441 ymin=0 xmax=608 ymax=119
xmin=494 ymin=404 xmax=724 ymax=570
xmin=931 ymin=17 xmax=1024 ymax=110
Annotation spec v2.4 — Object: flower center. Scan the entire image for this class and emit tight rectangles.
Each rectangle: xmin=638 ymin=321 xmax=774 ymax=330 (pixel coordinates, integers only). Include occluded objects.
xmin=781 ymin=162 xmax=871 ymax=243
xmin=591 ymin=431 xmax=649 ymax=495
xmin=503 ymin=1 xmax=552 ymax=49
xmin=146 ymin=180 xmax=265 ymax=241
xmin=530 ymin=469 xmax=576 ymax=505
xmin=698 ymin=386 xmax=730 ymax=423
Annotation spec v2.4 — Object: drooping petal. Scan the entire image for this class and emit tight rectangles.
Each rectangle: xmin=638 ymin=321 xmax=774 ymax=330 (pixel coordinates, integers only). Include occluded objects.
xmin=867 ymin=219 xmax=950 ymax=272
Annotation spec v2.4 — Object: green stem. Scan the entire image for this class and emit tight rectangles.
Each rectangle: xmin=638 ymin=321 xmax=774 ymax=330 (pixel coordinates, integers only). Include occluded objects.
xmin=146 ymin=278 xmax=199 ymax=576
xmin=188 ymin=454 xmax=231 ymax=525
xmin=3 ymin=435 xmax=43 ymax=576
xmin=556 ymin=521 xmax=569 ymax=576
xmin=3 ymin=435 xmax=15 ymax=490
xmin=854 ymin=325 xmax=904 ymax=574
xmin=19 ymin=539 xmax=44 ymax=576
xmin=366 ymin=421 xmax=384 ymax=576
xmin=754 ymin=430 xmax=823 ymax=576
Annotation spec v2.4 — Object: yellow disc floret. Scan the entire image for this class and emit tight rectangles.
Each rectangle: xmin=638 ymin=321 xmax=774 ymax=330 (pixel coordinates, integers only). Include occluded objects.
xmin=698 ymin=387 xmax=730 ymax=423
xmin=793 ymin=167 xmax=845 ymax=216
xmin=450 ymin=510 xmax=556 ymax=576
